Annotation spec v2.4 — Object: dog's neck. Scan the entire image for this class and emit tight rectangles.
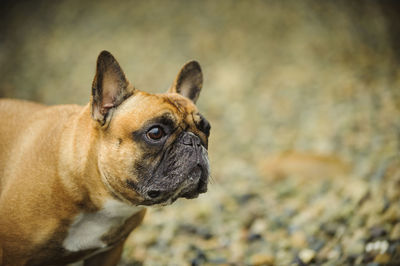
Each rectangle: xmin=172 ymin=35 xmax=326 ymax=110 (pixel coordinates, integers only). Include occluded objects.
xmin=58 ymin=103 xmax=112 ymax=210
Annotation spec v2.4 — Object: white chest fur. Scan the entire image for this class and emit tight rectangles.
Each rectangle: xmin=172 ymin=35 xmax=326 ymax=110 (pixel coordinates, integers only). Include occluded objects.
xmin=63 ymin=199 xmax=144 ymax=252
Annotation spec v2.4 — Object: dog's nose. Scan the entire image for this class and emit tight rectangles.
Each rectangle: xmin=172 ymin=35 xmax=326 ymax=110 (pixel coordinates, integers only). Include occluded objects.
xmin=181 ymin=132 xmax=201 ymax=147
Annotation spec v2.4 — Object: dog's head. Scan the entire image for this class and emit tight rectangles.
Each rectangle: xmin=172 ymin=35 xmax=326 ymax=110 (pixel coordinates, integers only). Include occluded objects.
xmin=91 ymin=51 xmax=210 ymax=206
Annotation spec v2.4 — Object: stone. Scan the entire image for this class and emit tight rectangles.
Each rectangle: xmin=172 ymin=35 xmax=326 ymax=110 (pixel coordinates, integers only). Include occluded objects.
xmin=250 ymin=219 xmax=268 ymax=234
xmin=369 ymin=226 xmax=388 ymax=239
xmin=290 ymin=231 xmax=308 ymax=248
xmin=298 ymin=249 xmax=316 ymax=264
xmin=327 ymin=249 xmax=340 ymax=261
xmin=343 ymin=235 xmax=364 ymax=255
xmin=373 ymin=253 xmax=391 ymax=264
xmin=250 ymin=253 xmax=275 ymax=266
xmin=345 ymin=240 xmax=364 ymax=255
xmin=247 ymin=233 xmax=263 ymax=242
xmin=390 ymin=222 xmax=400 ymax=240
xmin=365 ymin=240 xmax=389 ymax=254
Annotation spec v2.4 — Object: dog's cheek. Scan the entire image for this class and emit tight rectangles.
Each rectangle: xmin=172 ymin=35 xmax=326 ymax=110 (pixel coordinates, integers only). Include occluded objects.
xmin=98 ymin=140 xmax=140 ymax=192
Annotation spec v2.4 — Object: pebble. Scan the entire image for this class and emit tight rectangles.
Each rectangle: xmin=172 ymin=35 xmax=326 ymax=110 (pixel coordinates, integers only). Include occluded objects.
xmin=373 ymin=253 xmax=391 ymax=264
xmin=343 ymin=236 xmax=364 ymax=255
xmin=250 ymin=219 xmax=268 ymax=234
xmin=327 ymin=249 xmax=340 ymax=260
xmin=365 ymin=240 xmax=389 ymax=254
xmin=369 ymin=226 xmax=387 ymax=239
xmin=230 ymin=240 xmax=245 ymax=262
xmin=382 ymin=204 xmax=400 ymax=224
xmin=290 ymin=231 xmax=307 ymax=248
xmin=247 ymin=233 xmax=263 ymax=242
xmin=390 ymin=222 xmax=400 ymax=240
xmin=179 ymin=224 xmax=214 ymax=239
xmin=250 ymin=253 xmax=275 ymax=266
xmin=236 ymin=193 xmax=259 ymax=205
xmin=298 ymin=249 xmax=316 ymax=264
xmin=321 ymin=222 xmax=339 ymax=237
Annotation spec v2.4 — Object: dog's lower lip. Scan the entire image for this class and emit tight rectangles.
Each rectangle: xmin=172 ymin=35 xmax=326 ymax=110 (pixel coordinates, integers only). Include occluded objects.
xmin=182 ymin=192 xmax=200 ymax=199
xmin=140 ymin=166 xmax=209 ymax=205
xmin=142 ymin=187 xmax=201 ymax=205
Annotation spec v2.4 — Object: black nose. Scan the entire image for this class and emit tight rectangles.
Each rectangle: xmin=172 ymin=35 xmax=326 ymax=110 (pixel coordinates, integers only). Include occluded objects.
xmin=147 ymin=190 xmax=161 ymax=198
xmin=181 ymin=132 xmax=201 ymax=147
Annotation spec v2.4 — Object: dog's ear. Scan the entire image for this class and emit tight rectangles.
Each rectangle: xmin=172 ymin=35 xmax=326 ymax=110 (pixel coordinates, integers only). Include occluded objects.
xmin=169 ymin=61 xmax=203 ymax=103
xmin=91 ymin=51 xmax=134 ymax=126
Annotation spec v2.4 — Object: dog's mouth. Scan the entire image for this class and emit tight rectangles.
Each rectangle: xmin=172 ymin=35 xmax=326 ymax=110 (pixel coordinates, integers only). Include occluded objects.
xmin=135 ymin=131 xmax=210 ymax=206
xmin=139 ymin=165 xmax=209 ymax=206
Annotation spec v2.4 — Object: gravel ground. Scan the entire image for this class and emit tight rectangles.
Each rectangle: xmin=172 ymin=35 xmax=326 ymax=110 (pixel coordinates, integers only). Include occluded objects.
xmin=1 ymin=1 xmax=400 ymax=265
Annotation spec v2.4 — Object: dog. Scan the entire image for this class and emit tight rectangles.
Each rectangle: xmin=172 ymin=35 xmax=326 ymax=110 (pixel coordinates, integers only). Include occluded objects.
xmin=0 ymin=51 xmax=210 ymax=266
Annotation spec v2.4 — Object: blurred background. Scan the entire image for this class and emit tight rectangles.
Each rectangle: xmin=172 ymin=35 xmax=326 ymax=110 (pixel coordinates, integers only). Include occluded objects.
xmin=1 ymin=0 xmax=400 ymax=265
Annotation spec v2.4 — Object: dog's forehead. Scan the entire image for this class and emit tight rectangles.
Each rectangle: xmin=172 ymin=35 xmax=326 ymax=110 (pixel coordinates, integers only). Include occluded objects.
xmin=160 ymin=93 xmax=198 ymax=114
xmin=112 ymin=91 xmax=198 ymax=132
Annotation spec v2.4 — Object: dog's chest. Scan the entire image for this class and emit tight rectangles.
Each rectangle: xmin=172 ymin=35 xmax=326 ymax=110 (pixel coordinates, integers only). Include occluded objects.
xmin=63 ymin=199 xmax=144 ymax=252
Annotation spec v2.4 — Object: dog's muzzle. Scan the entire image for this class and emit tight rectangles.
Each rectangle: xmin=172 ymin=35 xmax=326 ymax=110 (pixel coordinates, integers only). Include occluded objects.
xmin=141 ymin=131 xmax=210 ymax=205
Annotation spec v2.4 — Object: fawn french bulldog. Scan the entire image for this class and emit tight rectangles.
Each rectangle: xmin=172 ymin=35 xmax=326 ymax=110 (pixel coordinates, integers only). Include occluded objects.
xmin=0 ymin=51 xmax=210 ymax=265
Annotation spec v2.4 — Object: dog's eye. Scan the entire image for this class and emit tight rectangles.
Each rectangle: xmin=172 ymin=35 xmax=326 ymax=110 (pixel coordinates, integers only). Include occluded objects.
xmin=146 ymin=126 xmax=165 ymax=140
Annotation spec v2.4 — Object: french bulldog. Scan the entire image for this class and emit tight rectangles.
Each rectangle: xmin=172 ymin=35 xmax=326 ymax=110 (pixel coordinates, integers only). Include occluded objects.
xmin=0 ymin=51 xmax=210 ymax=266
